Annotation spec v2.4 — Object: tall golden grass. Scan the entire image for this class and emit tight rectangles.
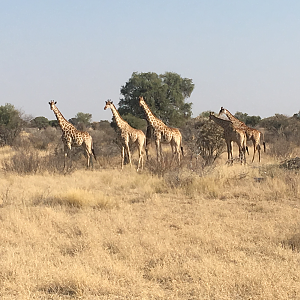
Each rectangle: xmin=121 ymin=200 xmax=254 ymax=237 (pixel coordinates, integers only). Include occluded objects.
xmin=0 ymin=146 xmax=299 ymax=299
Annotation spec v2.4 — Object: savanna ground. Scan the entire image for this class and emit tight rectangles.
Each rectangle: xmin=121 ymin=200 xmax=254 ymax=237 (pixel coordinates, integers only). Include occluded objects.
xmin=0 ymin=142 xmax=299 ymax=300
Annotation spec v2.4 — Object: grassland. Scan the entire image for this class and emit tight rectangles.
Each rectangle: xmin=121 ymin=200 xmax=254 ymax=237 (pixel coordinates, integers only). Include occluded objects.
xmin=0 ymin=146 xmax=299 ymax=299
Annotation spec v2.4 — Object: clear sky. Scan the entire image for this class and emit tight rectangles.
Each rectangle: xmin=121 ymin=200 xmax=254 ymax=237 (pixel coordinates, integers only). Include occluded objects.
xmin=1 ymin=1 xmax=300 ymax=122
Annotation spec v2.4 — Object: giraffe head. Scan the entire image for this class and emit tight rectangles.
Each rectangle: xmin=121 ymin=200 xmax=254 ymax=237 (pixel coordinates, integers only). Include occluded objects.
xmin=139 ymin=96 xmax=145 ymax=107
xmin=218 ymin=107 xmax=227 ymax=116
xmin=49 ymin=100 xmax=57 ymax=110
xmin=104 ymin=100 xmax=113 ymax=110
xmin=209 ymin=112 xmax=214 ymax=120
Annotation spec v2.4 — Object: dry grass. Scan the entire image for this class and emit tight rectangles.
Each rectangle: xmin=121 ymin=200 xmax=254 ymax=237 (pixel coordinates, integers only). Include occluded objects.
xmin=0 ymin=147 xmax=299 ymax=299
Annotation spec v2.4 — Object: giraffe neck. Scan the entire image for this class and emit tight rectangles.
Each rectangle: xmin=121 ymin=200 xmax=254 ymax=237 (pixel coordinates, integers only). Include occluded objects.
xmin=109 ymin=104 xmax=128 ymax=130
xmin=224 ymin=110 xmax=245 ymax=127
xmin=140 ymin=101 xmax=164 ymax=129
xmin=52 ymin=106 xmax=75 ymax=132
xmin=210 ymin=114 xmax=232 ymax=129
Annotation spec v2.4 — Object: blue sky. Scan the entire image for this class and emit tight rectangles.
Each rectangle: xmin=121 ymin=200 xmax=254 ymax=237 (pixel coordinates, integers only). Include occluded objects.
xmin=1 ymin=1 xmax=300 ymax=122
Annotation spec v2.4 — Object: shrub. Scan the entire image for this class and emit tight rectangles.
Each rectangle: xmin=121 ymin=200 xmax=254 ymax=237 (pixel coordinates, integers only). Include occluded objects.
xmin=2 ymin=148 xmax=64 ymax=174
xmin=181 ymin=115 xmax=225 ymax=167
xmin=0 ymin=103 xmax=25 ymax=145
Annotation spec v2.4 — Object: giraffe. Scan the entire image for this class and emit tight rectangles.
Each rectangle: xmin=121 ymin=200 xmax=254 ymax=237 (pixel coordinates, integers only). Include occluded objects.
xmin=209 ymin=112 xmax=247 ymax=163
xmin=218 ymin=107 xmax=266 ymax=162
xmin=49 ymin=100 xmax=96 ymax=170
xmin=139 ymin=96 xmax=183 ymax=163
xmin=104 ymin=100 xmax=146 ymax=171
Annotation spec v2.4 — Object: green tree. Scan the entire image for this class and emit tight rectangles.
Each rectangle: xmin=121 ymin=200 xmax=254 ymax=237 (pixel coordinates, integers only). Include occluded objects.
xmin=69 ymin=112 xmax=92 ymax=130
xmin=246 ymin=115 xmax=261 ymax=127
xmin=234 ymin=111 xmax=261 ymax=127
xmin=259 ymin=114 xmax=289 ymax=132
xmin=0 ymin=103 xmax=24 ymax=145
xmin=234 ymin=112 xmax=248 ymax=124
xmin=68 ymin=118 xmax=79 ymax=126
xmin=49 ymin=119 xmax=59 ymax=127
xmin=75 ymin=112 xmax=92 ymax=126
xmin=122 ymin=113 xmax=147 ymax=131
xmin=31 ymin=116 xmax=49 ymax=129
xmin=119 ymin=72 xmax=194 ymax=127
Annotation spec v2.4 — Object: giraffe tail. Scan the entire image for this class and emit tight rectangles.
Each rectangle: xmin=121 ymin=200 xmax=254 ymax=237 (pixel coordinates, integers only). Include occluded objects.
xmin=92 ymin=146 xmax=97 ymax=161
xmin=181 ymin=146 xmax=184 ymax=157
xmin=263 ymin=142 xmax=266 ymax=152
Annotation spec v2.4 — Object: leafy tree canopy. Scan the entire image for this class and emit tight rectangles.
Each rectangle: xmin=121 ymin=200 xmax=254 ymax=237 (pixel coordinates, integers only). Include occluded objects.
xmin=69 ymin=112 xmax=92 ymax=126
xmin=234 ymin=112 xmax=261 ymax=127
xmin=0 ymin=103 xmax=24 ymax=145
xmin=118 ymin=72 xmax=194 ymax=127
xmin=75 ymin=112 xmax=92 ymax=125
xmin=49 ymin=120 xmax=59 ymax=127
xmin=259 ymin=114 xmax=289 ymax=132
xmin=122 ymin=113 xmax=147 ymax=131
xmin=68 ymin=117 xmax=79 ymax=126
xmin=31 ymin=116 xmax=49 ymax=129
xmin=0 ymin=104 xmax=20 ymax=126
xmin=68 ymin=112 xmax=92 ymax=130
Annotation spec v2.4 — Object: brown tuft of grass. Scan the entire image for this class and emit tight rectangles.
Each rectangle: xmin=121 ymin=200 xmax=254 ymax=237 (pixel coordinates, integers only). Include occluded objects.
xmin=40 ymin=188 xmax=115 ymax=209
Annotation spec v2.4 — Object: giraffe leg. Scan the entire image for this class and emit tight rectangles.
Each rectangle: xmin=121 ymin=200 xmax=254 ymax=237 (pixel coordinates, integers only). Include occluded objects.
xmin=170 ymin=142 xmax=175 ymax=164
xmin=176 ymin=140 xmax=181 ymax=164
xmin=90 ymin=153 xmax=94 ymax=169
xmin=85 ymin=148 xmax=91 ymax=169
xmin=239 ymin=144 xmax=245 ymax=164
xmin=85 ymin=142 xmax=95 ymax=169
xmin=177 ymin=137 xmax=183 ymax=164
xmin=257 ymin=144 xmax=261 ymax=162
xmin=155 ymin=139 xmax=161 ymax=163
xmin=121 ymin=146 xmax=125 ymax=169
xmin=240 ymin=145 xmax=246 ymax=164
xmin=140 ymin=137 xmax=145 ymax=170
xmin=145 ymin=126 xmax=152 ymax=160
xmin=226 ymin=141 xmax=232 ymax=164
xmin=177 ymin=146 xmax=181 ymax=164
xmin=64 ymin=143 xmax=72 ymax=171
xmin=87 ymin=153 xmax=91 ymax=168
xmin=252 ymin=144 xmax=256 ymax=163
xmin=125 ymin=143 xmax=132 ymax=168
xmin=140 ymin=150 xmax=144 ymax=170
xmin=91 ymin=141 xmax=97 ymax=162
xmin=145 ymin=147 xmax=149 ymax=160
xmin=160 ymin=141 xmax=164 ymax=164
xmin=64 ymin=151 xmax=67 ymax=171
xmin=137 ymin=144 xmax=143 ymax=171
